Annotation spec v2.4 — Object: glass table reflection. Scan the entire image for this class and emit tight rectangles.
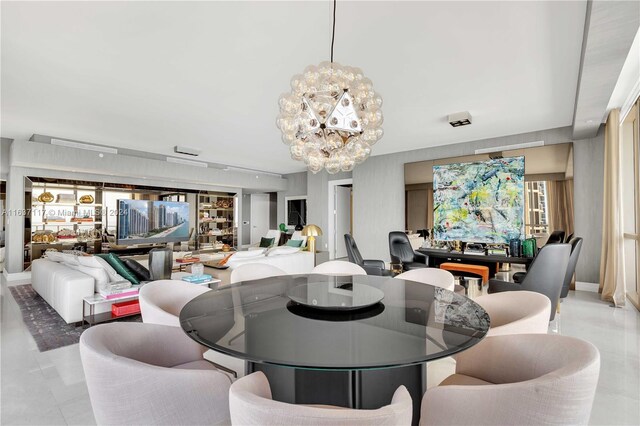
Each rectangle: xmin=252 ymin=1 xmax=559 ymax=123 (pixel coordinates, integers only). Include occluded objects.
xmin=180 ymin=274 xmax=489 ymax=424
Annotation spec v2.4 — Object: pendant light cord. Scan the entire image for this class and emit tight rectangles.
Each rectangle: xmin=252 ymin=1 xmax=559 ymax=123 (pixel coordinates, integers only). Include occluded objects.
xmin=330 ymin=0 xmax=336 ymax=63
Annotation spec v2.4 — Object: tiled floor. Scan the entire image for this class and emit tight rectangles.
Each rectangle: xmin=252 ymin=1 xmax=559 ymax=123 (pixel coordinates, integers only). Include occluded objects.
xmin=1 ymin=274 xmax=639 ymax=425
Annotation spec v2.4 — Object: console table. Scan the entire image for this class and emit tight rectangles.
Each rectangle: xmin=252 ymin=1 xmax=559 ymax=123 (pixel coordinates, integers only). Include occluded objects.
xmin=417 ymin=248 xmax=534 ymax=279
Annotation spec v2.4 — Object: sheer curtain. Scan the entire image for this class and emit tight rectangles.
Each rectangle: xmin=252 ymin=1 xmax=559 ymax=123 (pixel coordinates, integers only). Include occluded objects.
xmin=546 ymin=179 xmax=574 ymax=237
xmin=600 ymin=108 xmax=626 ymax=306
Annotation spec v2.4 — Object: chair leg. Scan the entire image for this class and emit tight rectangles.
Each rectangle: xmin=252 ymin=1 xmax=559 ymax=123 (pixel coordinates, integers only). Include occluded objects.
xmin=556 ymin=299 xmax=561 ymax=314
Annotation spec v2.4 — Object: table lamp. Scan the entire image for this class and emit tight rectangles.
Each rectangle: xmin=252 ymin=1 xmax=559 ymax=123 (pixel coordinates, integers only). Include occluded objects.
xmin=302 ymin=224 xmax=322 ymax=254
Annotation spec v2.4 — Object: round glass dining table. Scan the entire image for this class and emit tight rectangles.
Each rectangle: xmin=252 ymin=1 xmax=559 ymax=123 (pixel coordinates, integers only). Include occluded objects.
xmin=180 ymin=274 xmax=490 ymax=424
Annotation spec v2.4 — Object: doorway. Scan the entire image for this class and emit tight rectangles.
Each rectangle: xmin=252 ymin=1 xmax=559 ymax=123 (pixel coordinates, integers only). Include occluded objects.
xmin=328 ymin=179 xmax=353 ymax=259
xmin=250 ymin=193 xmax=270 ymax=245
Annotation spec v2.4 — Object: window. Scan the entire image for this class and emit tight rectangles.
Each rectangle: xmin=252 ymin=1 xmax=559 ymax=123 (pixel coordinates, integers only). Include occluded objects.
xmin=524 ymin=181 xmax=550 ymax=236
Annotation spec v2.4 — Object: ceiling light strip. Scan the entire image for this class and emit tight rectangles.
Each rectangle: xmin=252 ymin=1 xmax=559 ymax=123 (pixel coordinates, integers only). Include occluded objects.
xmin=166 ymin=157 xmax=208 ymax=168
xmin=51 ymin=138 xmax=118 ymax=154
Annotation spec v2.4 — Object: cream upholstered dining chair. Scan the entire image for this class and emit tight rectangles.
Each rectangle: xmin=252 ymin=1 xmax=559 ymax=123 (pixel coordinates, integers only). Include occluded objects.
xmin=394 ymin=268 xmax=455 ymax=291
xmin=139 ymin=279 xmax=240 ymax=379
xmin=80 ymin=322 xmax=232 ymax=426
xmin=230 ymin=263 xmax=287 ymax=284
xmin=312 ymin=260 xmax=367 ymax=276
xmin=230 ymin=371 xmax=413 ymax=425
xmin=420 ymin=334 xmax=600 ymax=426
xmin=474 ymin=291 xmax=551 ymax=336
xmin=139 ymin=280 xmax=211 ymax=327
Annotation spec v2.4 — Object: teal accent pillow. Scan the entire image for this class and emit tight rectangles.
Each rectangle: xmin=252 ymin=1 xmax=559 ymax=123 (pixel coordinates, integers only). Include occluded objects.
xmin=286 ymin=239 xmax=304 ymax=247
xmin=96 ymin=253 xmax=140 ymax=285
xmin=259 ymin=237 xmax=275 ymax=248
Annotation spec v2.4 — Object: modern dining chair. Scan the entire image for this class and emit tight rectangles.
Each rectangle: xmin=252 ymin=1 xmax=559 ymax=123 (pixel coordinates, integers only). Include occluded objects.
xmin=420 ymin=334 xmax=600 ymax=426
xmin=139 ymin=280 xmax=240 ymax=379
xmin=546 ymin=230 xmax=566 ymax=244
xmin=488 ymin=243 xmax=570 ymax=320
xmin=230 ymin=263 xmax=287 ymax=284
xmin=80 ymin=322 xmax=232 ymax=426
xmin=560 ymin=237 xmax=583 ymax=299
xmin=344 ymin=234 xmax=388 ymax=276
xmin=312 ymin=260 xmax=367 ymax=276
xmin=473 ymin=291 xmax=551 ymax=336
xmin=230 ymin=371 xmax=413 ymax=425
xmin=395 ymin=268 xmax=455 ymax=291
xmin=389 ymin=231 xmax=428 ymax=271
xmin=139 ymin=280 xmax=211 ymax=327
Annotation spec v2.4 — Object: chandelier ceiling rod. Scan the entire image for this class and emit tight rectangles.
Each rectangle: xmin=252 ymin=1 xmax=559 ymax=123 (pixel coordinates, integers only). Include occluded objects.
xmin=330 ymin=0 xmax=336 ymax=63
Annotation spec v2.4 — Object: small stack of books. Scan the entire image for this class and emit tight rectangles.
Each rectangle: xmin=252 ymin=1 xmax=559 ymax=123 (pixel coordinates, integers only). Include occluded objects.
xmin=181 ymin=274 xmax=213 ymax=284
xmin=99 ymin=284 xmax=140 ymax=300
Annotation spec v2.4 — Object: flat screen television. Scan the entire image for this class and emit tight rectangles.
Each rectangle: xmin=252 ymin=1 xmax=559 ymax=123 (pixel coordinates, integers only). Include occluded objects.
xmin=433 ymin=156 xmax=525 ymax=244
xmin=117 ymin=200 xmax=190 ymax=245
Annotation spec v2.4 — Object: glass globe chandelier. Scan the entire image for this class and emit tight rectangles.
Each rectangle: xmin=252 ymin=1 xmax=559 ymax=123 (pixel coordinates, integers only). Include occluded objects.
xmin=276 ymin=0 xmax=383 ymax=174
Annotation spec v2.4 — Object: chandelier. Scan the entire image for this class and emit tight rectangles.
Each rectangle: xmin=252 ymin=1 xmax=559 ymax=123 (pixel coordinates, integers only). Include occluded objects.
xmin=276 ymin=0 xmax=383 ymax=174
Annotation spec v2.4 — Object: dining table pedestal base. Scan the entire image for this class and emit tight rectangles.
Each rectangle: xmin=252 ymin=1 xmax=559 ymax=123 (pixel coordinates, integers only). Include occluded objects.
xmin=247 ymin=361 xmax=425 ymax=425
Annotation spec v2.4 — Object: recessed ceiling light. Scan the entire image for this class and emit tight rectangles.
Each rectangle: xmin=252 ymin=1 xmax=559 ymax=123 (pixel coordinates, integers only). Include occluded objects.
xmin=586 ymin=119 xmax=594 ymax=123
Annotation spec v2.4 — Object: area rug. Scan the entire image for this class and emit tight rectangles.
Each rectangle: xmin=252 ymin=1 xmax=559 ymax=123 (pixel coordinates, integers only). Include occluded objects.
xmin=9 ymin=284 xmax=140 ymax=352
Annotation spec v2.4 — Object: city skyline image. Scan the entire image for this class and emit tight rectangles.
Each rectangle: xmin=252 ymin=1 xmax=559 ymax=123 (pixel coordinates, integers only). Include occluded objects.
xmin=117 ymin=200 xmax=189 ymax=243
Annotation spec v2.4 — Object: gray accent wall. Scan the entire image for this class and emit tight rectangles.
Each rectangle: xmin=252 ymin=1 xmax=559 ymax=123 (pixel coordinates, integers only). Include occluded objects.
xmin=276 ymin=172 xmax=308 ymax=224
xmin=351 ymin=126 xmax=605 ymax=283
xmin=0 ymin=138 xmax=11 ymax=179
xmin=573 ymin=132 xmax=605 ymax=283
xmin=306 ymin=171 xmax=352 ymax=251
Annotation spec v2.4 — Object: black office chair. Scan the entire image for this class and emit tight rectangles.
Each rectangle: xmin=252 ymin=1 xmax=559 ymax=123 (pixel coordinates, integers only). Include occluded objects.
xmin=560 ymin=237 xmax=583 ymax=299
xmin=546 ymin=230 xmax=565 ymax=244
xmin=388 ymin=231 xmax=428 ymax=271
xmin=344 ymin=234 xmax=388 ymax=276
xmin=488 ymin=243 xmax=571 ymax=320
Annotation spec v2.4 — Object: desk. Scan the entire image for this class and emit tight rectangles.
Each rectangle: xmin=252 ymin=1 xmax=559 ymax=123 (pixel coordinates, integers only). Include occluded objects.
xmin=180 ymin=274 xmax=489 ymax=424
xmin=418 ymin=248 xmax=534 ymax=278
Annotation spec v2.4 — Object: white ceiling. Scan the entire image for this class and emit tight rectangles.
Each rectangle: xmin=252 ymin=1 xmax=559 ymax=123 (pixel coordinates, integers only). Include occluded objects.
xmin=1 ymin=1 xmax=587 ymax=174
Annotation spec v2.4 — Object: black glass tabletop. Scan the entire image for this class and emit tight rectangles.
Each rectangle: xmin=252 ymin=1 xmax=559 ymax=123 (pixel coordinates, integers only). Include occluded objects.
xmin=179 ymin=274 xmax=490 ymax=371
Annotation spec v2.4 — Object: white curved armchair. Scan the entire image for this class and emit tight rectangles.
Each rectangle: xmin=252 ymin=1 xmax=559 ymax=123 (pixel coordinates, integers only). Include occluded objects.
xmin=139 ymin=280 xmax=211 ymax=327
xmin=312 ymin=260 xmax=367 ymax=276
xmin=420 ymin=334 xmax=600 ymax=426
xmin=395 ymin=268 xmax=455 ymax=291
xmin=230 ymin=371 xmax=413 ymax=425
xmin=230 ymin=263 xmax=287 ymax=284
xmin=80 ymin=322 xmax=232 ymax=426
xmin=474 ymin=291 xmax=551 ymax=336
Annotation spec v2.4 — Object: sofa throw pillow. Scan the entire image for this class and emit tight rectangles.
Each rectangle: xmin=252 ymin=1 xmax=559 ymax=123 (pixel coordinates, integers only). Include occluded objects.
xmin=44 ymin=251 xmax=65 ymax=263
xmin=267 ymin=246 xmax=300 ymax=256
xmin=286 ymin=239 xmax=304 ymax=247
xmin=93 ymin=256 xmax=126 ymax=282
xmin=97 ymin=254 xmax=140 ymax=285
xmin=233 ymin=249 xmax=266 ymax=259
xmin=259 ymin=237 xmax=275 ymax=248
xmin=122 ymin=259 xmax=151 ymax=281
xmin=66 ymin=264 xmax=110 ymax=293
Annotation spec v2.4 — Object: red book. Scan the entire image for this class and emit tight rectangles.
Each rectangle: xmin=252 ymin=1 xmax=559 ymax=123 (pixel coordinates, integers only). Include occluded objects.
xmin=111 ymin=300 xmax=141 ymax=316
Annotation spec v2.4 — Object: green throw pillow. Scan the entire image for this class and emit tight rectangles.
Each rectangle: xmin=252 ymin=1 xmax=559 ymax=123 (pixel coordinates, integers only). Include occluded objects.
xmin=259 ymin=237 xmax=275 ymax=248
xmin=286 ymin=239 xmax=304 ymax=247
xmin=96 ymin=253 xmax=140 ymax=285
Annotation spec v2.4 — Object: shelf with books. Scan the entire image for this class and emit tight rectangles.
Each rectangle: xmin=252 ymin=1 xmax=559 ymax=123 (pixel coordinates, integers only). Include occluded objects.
xmin=197 ymin=192 xmax=238 ymax=250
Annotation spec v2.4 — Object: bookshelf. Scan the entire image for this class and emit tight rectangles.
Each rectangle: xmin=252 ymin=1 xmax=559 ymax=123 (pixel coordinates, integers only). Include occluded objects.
xmin=197 ymin=192 xmax=238 ymax=250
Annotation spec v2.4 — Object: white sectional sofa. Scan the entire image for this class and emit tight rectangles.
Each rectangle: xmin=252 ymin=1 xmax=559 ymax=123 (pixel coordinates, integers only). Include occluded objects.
xmin=206 ymin=249 xmax=315 ymax=286
xmin=31 ymin=258 xmax=95 ymax=324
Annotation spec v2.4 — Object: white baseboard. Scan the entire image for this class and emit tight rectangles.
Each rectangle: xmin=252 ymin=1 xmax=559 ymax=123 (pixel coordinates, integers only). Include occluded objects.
xmin=575 ymin=281 xmax=599 ymax=293
xmin=3 ymin=269 xmax=32 ymax=283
